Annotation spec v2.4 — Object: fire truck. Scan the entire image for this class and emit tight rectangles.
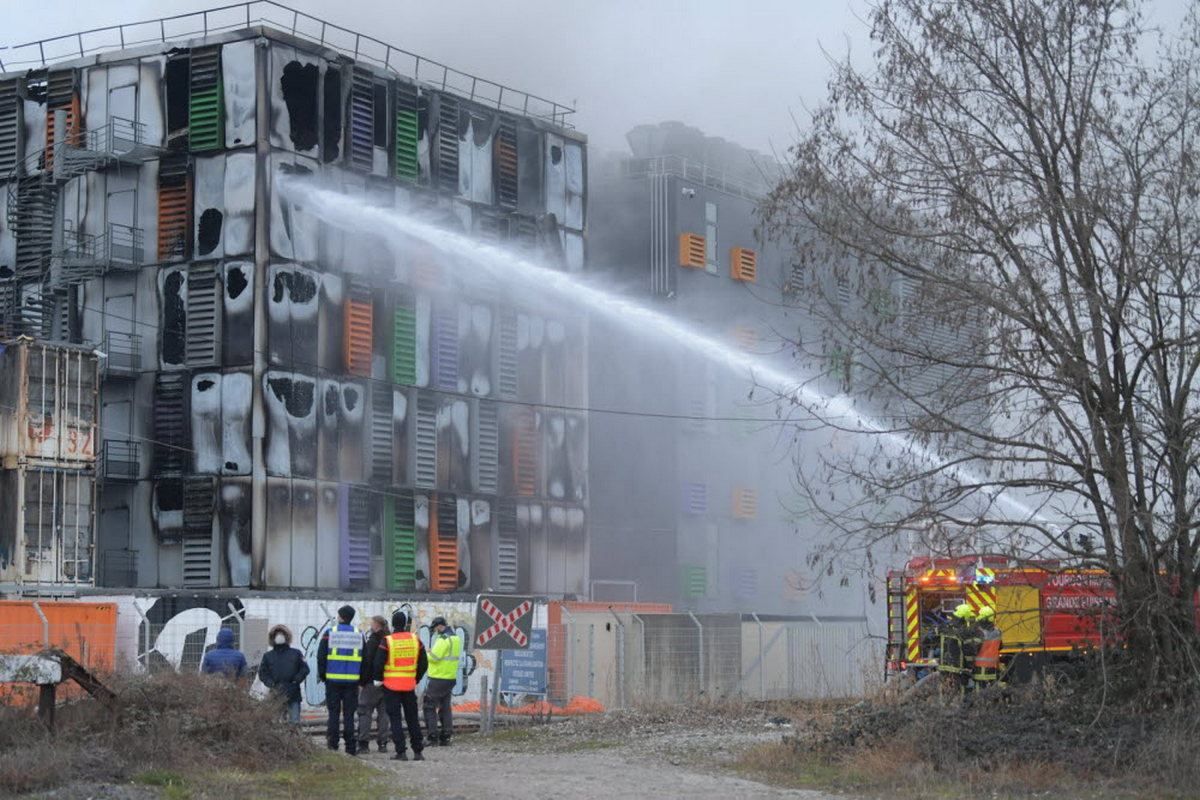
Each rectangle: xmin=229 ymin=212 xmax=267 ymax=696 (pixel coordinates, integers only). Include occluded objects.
xmin=885 ymin=555 xmax=1118 ymax=681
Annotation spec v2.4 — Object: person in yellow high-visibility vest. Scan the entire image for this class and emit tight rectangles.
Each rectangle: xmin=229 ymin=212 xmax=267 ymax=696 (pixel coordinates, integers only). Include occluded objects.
xmin=372 ymin=611 xmax=427 ymax=761
xmin=423 ymin=616 xmax=462 ymax=747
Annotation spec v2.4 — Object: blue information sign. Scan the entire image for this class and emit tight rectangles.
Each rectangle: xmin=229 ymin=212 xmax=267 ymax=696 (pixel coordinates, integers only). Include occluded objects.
xmin=499 ymin=628 xmax=547 ymax=695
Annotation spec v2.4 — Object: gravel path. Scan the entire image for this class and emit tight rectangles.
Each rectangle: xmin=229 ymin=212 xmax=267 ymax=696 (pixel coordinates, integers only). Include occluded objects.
xmin=362 ymin=707 xmax=842 ymax=800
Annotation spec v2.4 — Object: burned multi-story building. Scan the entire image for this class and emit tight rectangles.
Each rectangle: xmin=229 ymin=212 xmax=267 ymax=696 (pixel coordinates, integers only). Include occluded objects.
xmin=0 ymin=7 xmax=588 ymax=595
xmin=588 ymin=122 xmax=867 ymax=614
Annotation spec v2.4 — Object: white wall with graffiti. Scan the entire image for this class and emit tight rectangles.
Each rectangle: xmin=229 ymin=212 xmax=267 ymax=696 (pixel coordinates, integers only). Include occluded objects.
xmin=92 ymin=593 xmax=538 ymax=709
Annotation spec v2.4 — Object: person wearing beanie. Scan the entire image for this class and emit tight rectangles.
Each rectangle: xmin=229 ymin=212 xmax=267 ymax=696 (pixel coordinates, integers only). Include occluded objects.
xmin=356 ymin=615 xmax=390 ymax=753
xmin=423 ymin=616 xmax=461 ymax=747
xmin=318 ymin=605 xmax=364 ymax=754
xmin=373 ymin=610 xmax=427 ymax=761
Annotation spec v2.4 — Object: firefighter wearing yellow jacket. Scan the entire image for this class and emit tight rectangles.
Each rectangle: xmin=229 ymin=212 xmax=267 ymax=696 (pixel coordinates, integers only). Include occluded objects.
xmin=423 ymin=616 xmax=462 ymax=746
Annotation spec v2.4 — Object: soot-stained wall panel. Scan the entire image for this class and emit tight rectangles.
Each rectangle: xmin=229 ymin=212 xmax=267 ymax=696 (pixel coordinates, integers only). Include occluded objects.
xmin=459 ymin=111 xmax=494 ymax=204
xmin=414 ymin=293 xmax=432 ymax=388
xmin=437 ymin=396 xmax=471 ymax=493
xmin=315 ymin=168 xmax=365 ymax=273
xmin=545 ymin=412 xmax=587 ymax=503
xmin=269 ymin=153 xmax=320 ymax=262
xmin=287 ymin=478 xmax=318 ymax=588
xmin=459 ymin=303 xmax=492 ymax=396
xmin=223 ymin=151 xmax=255 ymax=255
xmin=159 ymin=265 xmax=188 ymax=368
xmin=516 ymin=312 xmax=544 ymax=403
xmin=545 ymin=133 xmax=567 ymax=223
xmin=221 ymin=372 xmax=253 ymax=475
xmin=565 ymin=142 xmax=585 ymax=230
xmin=337 ymin=381 xmax=366 ymax=484
xmin=316 ymin=482 xmax=341 ymax=588
xmin=393 ymin=388 xmax=410 ymax=485
xmin=318 ymin=271 xmax=344 ymax=373
xmin=517 ymin=126 xmax=543 ymax=217
xmin=265 ymin=478 xmax=294 ymax=587
xmin=193 ymin=156 xmax=224 ymax=259
xmin=223 ymin=39 xmax=256 ymax=148
xmin=317 ymin=378 xmax=340 ymax=481
xmin=267 ymin=263 xmax=320 ymax=368
xmin=263 ymin=370 xmax=318 ymax=478
xmin=190 ymin=372 xmax=223 ymax=474
xmin=223 ymin=261 xmax=254 ymax=366
xmin=22 ymin=98 xmax=45 ymax=164
xmin=195 ymin=153 xmax=255 ymax=259
xmin=219 ymin=478 xmax=252 ymax=586
xmin=269 ymin=45 xmax=321 ymax=157
xmin=413 ymin=493 xmax=431 ymax=592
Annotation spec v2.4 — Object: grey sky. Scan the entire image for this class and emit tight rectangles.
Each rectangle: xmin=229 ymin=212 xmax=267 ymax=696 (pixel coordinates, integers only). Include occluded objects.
xmin=2 ymin=0 xmax=873 ymax=157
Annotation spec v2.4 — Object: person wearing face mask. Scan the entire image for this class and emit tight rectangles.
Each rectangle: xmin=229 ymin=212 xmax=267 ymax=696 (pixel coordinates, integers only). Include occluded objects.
xmin=259 ymin=624 xmax=310 ymax=723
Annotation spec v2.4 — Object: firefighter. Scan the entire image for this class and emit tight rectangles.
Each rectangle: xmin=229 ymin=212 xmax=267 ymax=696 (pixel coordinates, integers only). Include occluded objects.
xmin=972 ymin=605 xmax=1002 ymax=685
xmin=936 ymin=603 xmax=975 ymax=692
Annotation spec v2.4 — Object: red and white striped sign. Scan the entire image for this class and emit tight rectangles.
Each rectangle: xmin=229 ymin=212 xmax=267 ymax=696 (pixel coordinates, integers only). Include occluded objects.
xmin=476 ymin=597 xmax=533 ymax=647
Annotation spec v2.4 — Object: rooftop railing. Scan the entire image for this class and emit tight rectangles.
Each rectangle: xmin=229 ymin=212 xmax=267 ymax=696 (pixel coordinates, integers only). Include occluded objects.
xmin=0 ymin=1 xmax=576 ymax=127
xmin=620 ymin=155 xmax=775 ymax=201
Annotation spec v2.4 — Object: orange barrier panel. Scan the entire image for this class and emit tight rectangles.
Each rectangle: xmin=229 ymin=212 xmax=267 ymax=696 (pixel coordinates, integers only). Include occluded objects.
xmin=0 ymin=600 xmax=117 ymax=706
xmin=454 ymin=695 xmax=605 ymax=716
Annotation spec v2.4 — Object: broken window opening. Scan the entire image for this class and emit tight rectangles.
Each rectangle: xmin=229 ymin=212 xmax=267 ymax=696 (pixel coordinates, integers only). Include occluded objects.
xmin=162 ymin=270 xmax=186 ymax=365
xmin=197 ymin=208 xmax=223 ymax=256
xmin=322 ymin=68 xmax=342 ymax=163
xmin=373 ymin=82 xmax=388 ymax=148
xmin=280 ymin=61 xmax=319 ymax=152
xmin=165 ymin=57 xmax=190 ymax=149
xmin=226 ymin=265 xmax=248 ymax=300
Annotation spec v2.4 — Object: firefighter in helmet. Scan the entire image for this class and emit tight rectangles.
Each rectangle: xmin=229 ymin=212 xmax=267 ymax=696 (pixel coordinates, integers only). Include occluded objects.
xmin=972 ymin=605 xmax=1002 ymax=685
xmin=936 ymin=603 xmax=976 ymax=691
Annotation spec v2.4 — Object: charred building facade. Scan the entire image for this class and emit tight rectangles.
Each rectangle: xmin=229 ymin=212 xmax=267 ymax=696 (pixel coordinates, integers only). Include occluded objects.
xmin=0 ymin=9 xmax=588 ymax=594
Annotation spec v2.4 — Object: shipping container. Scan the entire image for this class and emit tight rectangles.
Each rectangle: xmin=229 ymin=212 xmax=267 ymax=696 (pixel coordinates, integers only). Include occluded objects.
xmin=0 ymin=465 xmax=96 ymax=586
xmin=0 ymin=338 xmax=99 ymax=468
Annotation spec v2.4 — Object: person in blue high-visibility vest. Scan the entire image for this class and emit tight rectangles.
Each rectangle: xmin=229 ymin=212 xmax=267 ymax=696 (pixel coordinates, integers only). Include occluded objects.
xmin=318 ymin=605 xmax=364 ymax=755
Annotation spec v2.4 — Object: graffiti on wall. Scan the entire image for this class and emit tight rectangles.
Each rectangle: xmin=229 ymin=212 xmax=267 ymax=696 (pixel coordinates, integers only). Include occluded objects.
xmin=114 ymin=594 xmax=488 ymax=707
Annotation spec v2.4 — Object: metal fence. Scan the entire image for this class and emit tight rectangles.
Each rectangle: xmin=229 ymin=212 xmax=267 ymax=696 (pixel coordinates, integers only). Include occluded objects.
xmin=549 ymin=610 xmax=883 ymax=709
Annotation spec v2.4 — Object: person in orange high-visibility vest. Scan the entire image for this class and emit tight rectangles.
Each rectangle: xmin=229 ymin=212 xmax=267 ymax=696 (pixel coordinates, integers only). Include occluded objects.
xmin=372 ymin=611 xmax=427 ymax=761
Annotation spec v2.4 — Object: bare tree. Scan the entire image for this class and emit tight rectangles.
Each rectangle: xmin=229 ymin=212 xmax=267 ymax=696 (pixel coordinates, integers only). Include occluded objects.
xmin=763 ymin=0 xmax=1200 ymax=695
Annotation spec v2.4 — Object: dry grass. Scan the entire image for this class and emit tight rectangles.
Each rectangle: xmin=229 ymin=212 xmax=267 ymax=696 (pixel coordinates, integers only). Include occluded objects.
xmin=735 ymin=681 xmax=1200 ymax=800
xmin=0 ymin=673 xmax=316 ymax=796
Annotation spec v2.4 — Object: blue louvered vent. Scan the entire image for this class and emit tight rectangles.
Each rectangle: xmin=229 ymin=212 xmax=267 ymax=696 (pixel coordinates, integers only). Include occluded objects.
xmin=348 ymin=66 xmax=375 ymax=172
xmin=432 ymin=307 xmax=459 ymax=391
xmin=682 ymin=482 xmax=708 ymax=515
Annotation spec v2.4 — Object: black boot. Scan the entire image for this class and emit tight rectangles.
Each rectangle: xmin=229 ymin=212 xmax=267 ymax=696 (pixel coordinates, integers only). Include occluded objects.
xmin=378 ymin=741 xmax=388 ymax=753
xmin=392 ymin=750 xmax=408 ymax=761
xmin=413 ymin=751 xmax=425 ymax=761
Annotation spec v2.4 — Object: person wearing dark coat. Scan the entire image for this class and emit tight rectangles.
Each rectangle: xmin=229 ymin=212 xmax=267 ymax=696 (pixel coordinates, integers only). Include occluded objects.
xmin=356 ymin=615 xmax=390 ymax=753
xmin=259 ymin=624 xmax=309 ymax=723
xmin=317 ymin=605 xmax=364 ymax=754
xmin=201 ymin=627 xmax=247 ymax=679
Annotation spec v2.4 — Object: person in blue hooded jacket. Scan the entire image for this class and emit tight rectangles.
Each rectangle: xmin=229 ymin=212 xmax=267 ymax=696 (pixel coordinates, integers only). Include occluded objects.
xmin=201 ymin=627 xmax=247 ymax=680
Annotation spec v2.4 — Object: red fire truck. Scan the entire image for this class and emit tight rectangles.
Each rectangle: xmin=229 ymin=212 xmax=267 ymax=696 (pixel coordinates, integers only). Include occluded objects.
xmin=885 ymin=555 xmax=1119 ymax=681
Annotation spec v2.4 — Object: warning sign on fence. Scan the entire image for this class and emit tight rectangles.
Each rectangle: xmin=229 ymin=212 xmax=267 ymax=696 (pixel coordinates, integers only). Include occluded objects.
xmin=499 ymin=629 xmax=547 ymax=695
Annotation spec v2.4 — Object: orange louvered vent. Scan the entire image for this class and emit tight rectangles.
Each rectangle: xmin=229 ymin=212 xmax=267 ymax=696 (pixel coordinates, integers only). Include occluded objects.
xmin=732 ymin=487 xmax=759 ymax=519
xmin=157 ymin=156 xmax=192 ymax=260
xmin=45 ymin=93 xmax=82 ymax=171
xmin=343 ymin=284 xmax=374 ymax=376
xmin=732 ymin=325 xmax=758 ymax=351
xmin=679 ymin=233 xmax=706 ymax=268
xmin=429 ymin=498 xmax=459 ymax=592
xmin=513 ymin=410 xmax=539 ymax=497
xmin=730 ymin=247 xmax=757 ymax=282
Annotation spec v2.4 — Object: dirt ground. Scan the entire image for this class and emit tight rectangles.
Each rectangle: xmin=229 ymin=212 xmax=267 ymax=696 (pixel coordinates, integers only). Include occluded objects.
xmin=361 ymin=708 xmax=841 ymax=800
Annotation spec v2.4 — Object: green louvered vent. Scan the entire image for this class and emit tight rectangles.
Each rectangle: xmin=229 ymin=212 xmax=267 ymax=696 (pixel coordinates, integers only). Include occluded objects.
xmin=189 ymin=46 xmax=224 ymax=152
xmin=394 ymin=82 xmax=419 ymax=182
xmin=392 ymin=304 xmax=417 ymax=385
xmin=385 ymin=493 xmax=417 ymax=591
xmin=682 ymin=566 xmax=707 ymax=599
